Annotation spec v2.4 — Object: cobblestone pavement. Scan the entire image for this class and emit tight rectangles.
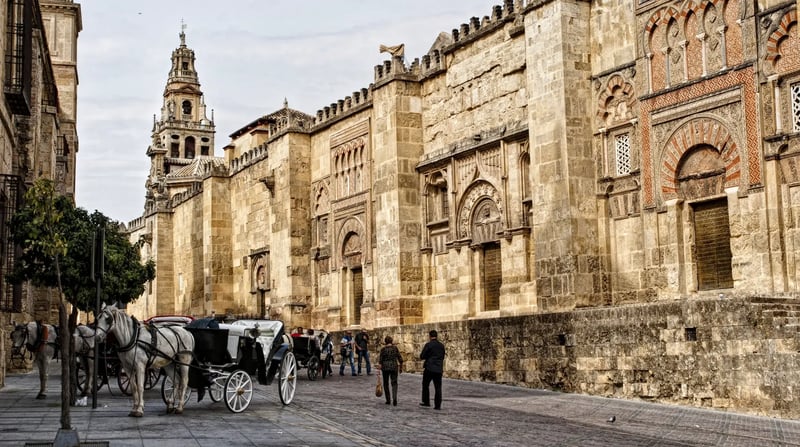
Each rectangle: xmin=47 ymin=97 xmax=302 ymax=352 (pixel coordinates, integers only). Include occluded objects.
xmin=1 ymin=365 xmax=799 ymax=446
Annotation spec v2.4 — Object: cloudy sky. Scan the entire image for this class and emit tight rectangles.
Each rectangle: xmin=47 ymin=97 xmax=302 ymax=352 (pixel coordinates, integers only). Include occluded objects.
xmin=75 ymin=0 xmax=495 ymax=223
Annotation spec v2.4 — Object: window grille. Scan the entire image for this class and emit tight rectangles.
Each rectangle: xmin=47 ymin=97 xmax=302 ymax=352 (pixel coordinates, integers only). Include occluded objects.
xmin=615 ymin=133 xmax=631 ymax=176
xmin=792 ymin=83 xmax=800 ymax=133
xmin=4 ymin=0 xmax=32 ymax=115
xmin=0 ymin=175 xmax=23 ymax=312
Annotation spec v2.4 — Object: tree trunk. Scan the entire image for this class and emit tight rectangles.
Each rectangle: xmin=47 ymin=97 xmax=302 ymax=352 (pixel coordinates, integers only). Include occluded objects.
xmin=54 ymin=253 xmax=71 ymax=430
xmin=68 ymin=306 xmax=79 ymax=406
xmin=59 ymin=301 xmax=70 ymax=429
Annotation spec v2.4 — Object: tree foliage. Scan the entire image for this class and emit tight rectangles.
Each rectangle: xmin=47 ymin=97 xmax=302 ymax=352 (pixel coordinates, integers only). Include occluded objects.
xmin=9 ymin=180 xmax=155 ymax=309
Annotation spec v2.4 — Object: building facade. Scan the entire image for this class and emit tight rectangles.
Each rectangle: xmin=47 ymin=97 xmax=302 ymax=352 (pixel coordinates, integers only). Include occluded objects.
xmin=127 ymin=0 xmax=800 ymax=416
xmin=0 ymin=0 xmax=82 ymax=383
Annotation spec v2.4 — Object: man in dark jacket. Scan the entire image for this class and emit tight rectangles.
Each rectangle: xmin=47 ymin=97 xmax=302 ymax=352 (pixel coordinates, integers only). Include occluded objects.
xmin=419 ymin=329 xmax=446 ymax=410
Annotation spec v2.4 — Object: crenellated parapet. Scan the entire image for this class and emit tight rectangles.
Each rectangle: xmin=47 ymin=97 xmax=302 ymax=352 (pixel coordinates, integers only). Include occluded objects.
xmin=230 ymin=142 xmax=269 ymax=175
xmin=126 ymin=216 xmax=146 ymax=232
xmin=169 ymin=182 xmax=204 ymax=209
xmin=311 ymin=86 xmax=373 ymax=128
xmin=375 ymin=0 xmax=524 ymax=84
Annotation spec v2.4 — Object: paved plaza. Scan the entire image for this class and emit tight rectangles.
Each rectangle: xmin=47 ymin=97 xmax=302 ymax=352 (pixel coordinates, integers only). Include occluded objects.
xmin=1 ymin=367 xmax=799 ymax=446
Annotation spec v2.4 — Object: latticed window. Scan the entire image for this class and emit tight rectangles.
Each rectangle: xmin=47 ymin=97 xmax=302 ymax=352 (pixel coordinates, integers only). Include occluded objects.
xmin=792 ymin=83 xmax=800 ymax=133
xmin=615 ymin=133 xmax=631 ymax=176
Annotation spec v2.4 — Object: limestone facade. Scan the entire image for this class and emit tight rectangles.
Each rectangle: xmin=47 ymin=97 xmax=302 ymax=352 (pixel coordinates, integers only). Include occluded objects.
xmin=127 ymin=0 xmax=800 ymax=416
xmin=0 ymin=0 xmax=82 ymax=381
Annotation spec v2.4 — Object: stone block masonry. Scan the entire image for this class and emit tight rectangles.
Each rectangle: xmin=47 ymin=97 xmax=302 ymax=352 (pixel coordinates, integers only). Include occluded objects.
xmin=367 ymin=295 xmax=800 ymax=419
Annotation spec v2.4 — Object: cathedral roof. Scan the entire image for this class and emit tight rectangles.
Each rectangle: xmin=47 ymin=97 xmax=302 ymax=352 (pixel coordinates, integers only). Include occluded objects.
xmin=166 ymin=156 xmax=227 ymax=180
xmin=229 ymin=100 xmax=314 ymax=139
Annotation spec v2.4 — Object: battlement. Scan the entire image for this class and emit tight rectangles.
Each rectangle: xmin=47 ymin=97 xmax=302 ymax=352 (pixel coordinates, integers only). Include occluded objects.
xmin=450 ymin=1 xmax=522 ymax=44
xmin=311 ymin=86 xmax=373 ymax=128
xmin=169 ymin=182 xmax=204 ymax=209
xmin=126 ymin=216 xmax=146 ymax=232
xmin=230 ymin=142 xmax=269 ymax=175
xmin=374 ymin=1 xmax=523 ymax=84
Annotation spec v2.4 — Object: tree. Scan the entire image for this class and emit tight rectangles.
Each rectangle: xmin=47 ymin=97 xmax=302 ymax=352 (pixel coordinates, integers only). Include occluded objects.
xmin=8 ymin=179 xmax=155 ymax=433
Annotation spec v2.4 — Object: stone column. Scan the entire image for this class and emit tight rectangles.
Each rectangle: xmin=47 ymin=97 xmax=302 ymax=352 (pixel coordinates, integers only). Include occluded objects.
xmin=202 ymin=176 xmax=233 ymax=316
xmin=371 ymin=79 xmax=425 ymax=327
xmin=524 ymin=0 xmax=600 ymax=311
xmin=265 ymin=133 xmax=312 ymax=326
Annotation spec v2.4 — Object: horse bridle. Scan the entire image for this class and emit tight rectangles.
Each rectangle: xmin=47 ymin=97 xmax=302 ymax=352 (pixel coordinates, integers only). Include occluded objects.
xmin=10 ymin=325 xmax=28 ymax=357
xmin=75 ymin=327 xmax=95 ymax=354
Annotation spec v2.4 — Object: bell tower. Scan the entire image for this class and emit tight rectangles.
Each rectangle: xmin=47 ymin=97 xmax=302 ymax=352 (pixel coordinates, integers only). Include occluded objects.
xmin=145 ymin=25 xmax=215 ymax=212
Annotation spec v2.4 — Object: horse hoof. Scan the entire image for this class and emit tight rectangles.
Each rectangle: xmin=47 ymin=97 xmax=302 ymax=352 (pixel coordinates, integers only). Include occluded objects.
xmin=166 ymin=407 xmax=175 ymax=414
xmin=174 ymin=408 xmax=183 ymax=415
xmin=128 ymin=411 xmax=143 ymax=418
xmin=36 ymin=393 xmax=46 ymax=400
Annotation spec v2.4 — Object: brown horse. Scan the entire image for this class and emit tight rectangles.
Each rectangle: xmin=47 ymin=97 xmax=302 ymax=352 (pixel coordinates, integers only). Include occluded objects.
xmin=10 ymin=321 xmax=58 ymax=399
xmin=94 ymin=304 xmax=194 ymax=417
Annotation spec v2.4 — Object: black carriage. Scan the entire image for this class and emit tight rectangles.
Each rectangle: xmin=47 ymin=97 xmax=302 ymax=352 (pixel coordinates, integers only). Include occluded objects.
xmin=161 ymin=319 xmax=297 ymax=413
xmin=291 ymin=330 xmax=332 ymax=380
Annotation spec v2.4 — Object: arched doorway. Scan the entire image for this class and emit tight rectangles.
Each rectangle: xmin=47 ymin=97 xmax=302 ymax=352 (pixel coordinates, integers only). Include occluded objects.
xmin=342 ymin=232 xmax=363 ymax=325
xmin=677 ymin=144 xmax=733 ymax=290
xmin=472 ymin=198 xmax=502 ymax=311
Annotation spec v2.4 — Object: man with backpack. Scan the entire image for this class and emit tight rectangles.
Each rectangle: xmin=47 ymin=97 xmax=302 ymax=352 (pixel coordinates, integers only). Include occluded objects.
xmin=339 ymin=330 xmax=356 ymax=376
xmin=354 ymin=328 xmax=372 ymax=375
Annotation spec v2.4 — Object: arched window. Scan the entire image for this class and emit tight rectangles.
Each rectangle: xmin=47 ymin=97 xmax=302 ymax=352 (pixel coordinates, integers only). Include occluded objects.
xmin=185 ymin=136 xmax=196 ymax=159
xmin=182 ymin=100 xmax=192 ymax=115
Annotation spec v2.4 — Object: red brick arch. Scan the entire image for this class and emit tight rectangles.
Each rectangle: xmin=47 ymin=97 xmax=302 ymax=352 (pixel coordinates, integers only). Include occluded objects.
xmin=659 ymin=117 xmax=741 ymax=201
xmin=765 ymin=9 xmax=798 ymax=72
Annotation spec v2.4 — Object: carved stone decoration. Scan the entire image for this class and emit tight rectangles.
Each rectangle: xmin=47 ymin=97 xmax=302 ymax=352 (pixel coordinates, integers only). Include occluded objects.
xmin=457 ymin=181 xmax=503 ymax=239
xmin=597 ymin=74 xmax=636 ymax=127
xmin=336 ymin=216 xmax=366 ymax=269
xmin=313 ymin=181 xmax=330 ymax=216
xmin=479 ymin=147 xmax=502 ymax=180
xmin=251 ymin=254 xmax=269 ymax=292
xmin=332 ymin=136 xmax=368 ymax=199
xmin=457 ymin=154 xmax=478 ymax=193
xmin=471 ymin=198 xmax=502 ymax=244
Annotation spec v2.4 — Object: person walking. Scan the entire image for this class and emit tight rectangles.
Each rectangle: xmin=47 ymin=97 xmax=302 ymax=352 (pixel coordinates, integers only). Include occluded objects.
xmin=378 ymin=335 xmax=403 ymax=406
xmin=339 ymin=330 xmax=356 ymax=376
xmin=355 ymin=328 xmax=372 ymax=375
xmin=419 ymin=329 xmax=445 ymax=410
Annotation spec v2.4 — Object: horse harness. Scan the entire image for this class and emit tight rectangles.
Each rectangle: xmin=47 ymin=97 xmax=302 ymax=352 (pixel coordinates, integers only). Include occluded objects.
xmin=15 ymin=322 xmax=59 ymax=360
xmin=116 ymin=316 xmax=191 ymax=370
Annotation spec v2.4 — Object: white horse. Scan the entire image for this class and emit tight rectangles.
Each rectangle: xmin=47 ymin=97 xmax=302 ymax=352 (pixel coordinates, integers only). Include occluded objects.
xmin=94 ymin=304 xmax=194 ymax=417
xmin=73 ymin=324 xmax=97 ymax=395
xmin=9 ymin=321 xmax=58 ymax=399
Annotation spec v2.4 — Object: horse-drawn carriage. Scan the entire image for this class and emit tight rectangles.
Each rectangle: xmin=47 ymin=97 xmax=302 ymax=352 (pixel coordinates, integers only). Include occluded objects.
xmin=93 ymin=305 xmax=297 ymax=416
xmin=291 ymin=330 xmax=332 ymax=380
xmin=175 ymin=319 xmax=298 ymax=412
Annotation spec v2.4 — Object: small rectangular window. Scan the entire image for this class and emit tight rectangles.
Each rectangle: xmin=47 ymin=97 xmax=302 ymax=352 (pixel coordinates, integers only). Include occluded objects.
xmin=615 ymin=133 xmax=631 ymax=176
xmin=791 ymin=83 xmax=800 ymax=133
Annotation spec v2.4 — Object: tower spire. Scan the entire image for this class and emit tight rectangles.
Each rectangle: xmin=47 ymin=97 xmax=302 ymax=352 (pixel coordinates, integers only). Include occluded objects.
xmin=180 ymin=19 xmax=187 ymax=47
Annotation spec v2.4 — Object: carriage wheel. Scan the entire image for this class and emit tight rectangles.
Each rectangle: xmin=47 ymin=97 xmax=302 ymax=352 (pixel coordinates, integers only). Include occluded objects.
xmin=278 ymin=351 xmax=297 ymax=405
xmin=224 ymin=370 xmax=253 ymax=413
xmin=145 ymin=368 xmax=161 ymax=390
xmin=76 ymin=356 xmax=88 ymax=394
xmin=307 ymin=355 xmax=320 ymax=381
xmin=161 ymin=373 xmax=192 ymax=407
xmin=117 ymin=368 xmax=132 ymax=396
xmin=208 ymin=376 xmax=224 ymax=403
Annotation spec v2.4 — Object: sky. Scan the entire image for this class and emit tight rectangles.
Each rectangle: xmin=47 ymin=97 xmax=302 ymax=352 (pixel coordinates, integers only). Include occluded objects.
xmin=75 ymin=0 xmax=496 ymax=223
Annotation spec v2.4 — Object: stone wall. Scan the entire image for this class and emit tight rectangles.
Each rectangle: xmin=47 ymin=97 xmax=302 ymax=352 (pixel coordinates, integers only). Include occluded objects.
xmin=367 ymin=295 xmax=800 ymax=418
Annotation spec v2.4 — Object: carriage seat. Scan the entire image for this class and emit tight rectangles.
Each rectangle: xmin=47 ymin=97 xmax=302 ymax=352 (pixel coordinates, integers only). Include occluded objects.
xmin=185 ymin=327 xmax=233 ymax=366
